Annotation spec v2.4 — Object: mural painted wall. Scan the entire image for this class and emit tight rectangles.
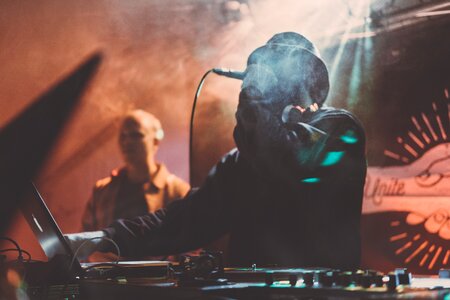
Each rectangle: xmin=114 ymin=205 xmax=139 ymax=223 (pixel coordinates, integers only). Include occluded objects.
xmin=362 ymin=90 xmax=450 ymax=274
xmin=355 ymin=21 xmax=450 ymax=274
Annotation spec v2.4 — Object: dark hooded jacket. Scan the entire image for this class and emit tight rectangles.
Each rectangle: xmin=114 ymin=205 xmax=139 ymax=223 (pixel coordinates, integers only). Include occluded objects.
xmin=104 ymin=106 xmax=366 ymax=269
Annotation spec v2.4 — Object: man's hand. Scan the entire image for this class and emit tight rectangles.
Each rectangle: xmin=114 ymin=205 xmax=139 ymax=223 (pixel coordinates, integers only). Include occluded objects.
xmin=64 ymin=231 xmax=109 ymax=260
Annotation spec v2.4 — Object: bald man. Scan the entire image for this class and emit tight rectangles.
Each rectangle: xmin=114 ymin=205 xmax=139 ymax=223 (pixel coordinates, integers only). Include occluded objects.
xmin=81 ymin=110 xmax=190 ymax=231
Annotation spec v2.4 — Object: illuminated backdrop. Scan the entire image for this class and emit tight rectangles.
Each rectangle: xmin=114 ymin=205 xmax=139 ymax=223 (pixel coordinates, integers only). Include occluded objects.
xmin=0 ymin=0 xmax=449 ymax=273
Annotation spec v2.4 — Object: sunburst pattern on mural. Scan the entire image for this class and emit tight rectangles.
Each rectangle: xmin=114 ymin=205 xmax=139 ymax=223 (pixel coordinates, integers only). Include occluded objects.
xmin=383 ymin=87 xmax=450 ymax=163
xmin=389 ymin=209 xmax=450 ymax=271
xmin=380 ymin=87 xmax=450 ymax=271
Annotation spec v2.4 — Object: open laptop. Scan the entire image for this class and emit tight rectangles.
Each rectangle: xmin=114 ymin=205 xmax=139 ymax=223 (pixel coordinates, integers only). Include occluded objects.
xmin=21 ymin=182 xmax=170 ymax=279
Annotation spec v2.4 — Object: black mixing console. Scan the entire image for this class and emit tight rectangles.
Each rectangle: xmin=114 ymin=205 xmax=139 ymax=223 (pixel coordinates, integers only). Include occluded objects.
xmin=76 ymin=265 xmax=450 ymax=300
xmin=18 ymin=253 xmax=450 ymax=299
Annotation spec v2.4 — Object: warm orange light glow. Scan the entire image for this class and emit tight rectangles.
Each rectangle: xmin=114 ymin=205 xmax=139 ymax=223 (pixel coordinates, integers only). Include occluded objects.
xmin=6 ymin=268 xmax=21 ymax=289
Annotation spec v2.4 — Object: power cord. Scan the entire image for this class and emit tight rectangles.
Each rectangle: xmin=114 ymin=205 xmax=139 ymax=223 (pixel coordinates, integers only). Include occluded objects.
xmin=0 ymin=237 xmax=29 ymax=298
xmin=0 ymin=236 xmax=24 ymax=261
xmin=0 ymin=248 xmax=31 ymax=262
xmin=69 ymin=236 xmax=121 ymax=272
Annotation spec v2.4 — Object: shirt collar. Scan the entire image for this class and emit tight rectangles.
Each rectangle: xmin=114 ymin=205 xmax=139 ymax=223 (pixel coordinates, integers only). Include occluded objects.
xmin=151 ymin=163 xmax=169 ymax=190
xmin=118 ymin=164 xmax=169 ymax=190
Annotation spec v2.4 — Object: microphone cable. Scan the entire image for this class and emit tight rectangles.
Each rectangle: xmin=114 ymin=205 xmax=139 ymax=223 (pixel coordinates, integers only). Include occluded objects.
xmin=189 ymin=69 xmax=214 ymax=185
xmin=189 ymin=68 xmax=244 ymax=185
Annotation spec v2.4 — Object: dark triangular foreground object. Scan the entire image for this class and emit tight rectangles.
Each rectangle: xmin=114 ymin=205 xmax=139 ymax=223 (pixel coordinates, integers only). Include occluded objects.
xmin=0 ymin=53 xmax=102 ymax=234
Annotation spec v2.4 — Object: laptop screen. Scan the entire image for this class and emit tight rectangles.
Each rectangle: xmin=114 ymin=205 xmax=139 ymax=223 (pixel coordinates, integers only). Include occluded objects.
xmin=20 ymin=182 xmax=171 ymax=280
xmin=21 ymin=182 xmax=82 ymax=274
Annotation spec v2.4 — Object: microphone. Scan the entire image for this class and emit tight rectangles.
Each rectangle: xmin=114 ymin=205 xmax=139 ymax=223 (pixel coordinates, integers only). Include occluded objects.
xmin=212 ymin=68 xmax=245 ymax=80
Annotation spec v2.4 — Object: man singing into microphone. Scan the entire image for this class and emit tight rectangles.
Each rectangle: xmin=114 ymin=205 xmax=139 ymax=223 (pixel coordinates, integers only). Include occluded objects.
xmin=67 ymin=32 xmax=367 ymax=269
